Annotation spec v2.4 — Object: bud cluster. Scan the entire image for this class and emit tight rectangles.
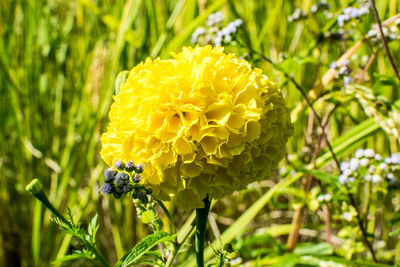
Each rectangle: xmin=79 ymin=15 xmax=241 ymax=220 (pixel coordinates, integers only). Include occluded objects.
xmin=100 ymin=160 xmax=144 ymax=199
xmin=132 ymin=188 xmax=163 ymax=229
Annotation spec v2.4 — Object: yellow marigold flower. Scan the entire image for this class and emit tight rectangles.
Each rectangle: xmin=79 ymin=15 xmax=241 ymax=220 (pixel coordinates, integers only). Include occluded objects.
xmin=100 ymin=46 xmax=292 ymax=209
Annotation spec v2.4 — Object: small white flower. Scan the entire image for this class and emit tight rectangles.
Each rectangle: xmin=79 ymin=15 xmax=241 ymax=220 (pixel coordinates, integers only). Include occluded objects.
xmin=374 ymin=154 xmax=382 ymax=161
xmin=343 ymin=76 xmax=352 ymax=85
xmin=340 ymin=161 xmax=350 ymax=171
xmin=233 ymin=19 xmax=243 ymax=27
xmin=214 ymin=36 xmax=222 ymax=47
xmin=391 ymin=153 xmax=400 ymax=164
xmin=355 ymin=149 xmax=365 ymax=158
xmin=360 ymin=158 xmax=370 ymax=167
xmin=349 ymin=8 xmax=361 ymax=19
xmin=224 ymin=35 xmax=232 ymax=43
xmin=387 ymin=173 xmax=395 ymax=180
xmin=207 ymin=12 xmax=224 ymax=27
xmin=339 ymin=174 xmax=348 ymax=184
xmin=343 ymin=212 xmax=353 ymax=221
xmin=339 ymin=66 xmax=348 ymax=75
xmin=368 ymin=165 xmax=376 ymax=174
xmin=342 ymin=59 xmax=350 ymax=66
xmin=364 ymin=174 xmax=372 ymax=182
xmin=378 ymin=162 xmax=388 ymax=171
xmin=368 ymin=29 xmax=378 ymax=37
xmin=214 ymin=11 xmax=224 ymax=24
xmin=364 ymin=148 xmax=375 ymax=158
xmin=207 ymin=13 xmax=215 ymax=27
xmin=384 ymin=157 xmax=392 ymax=164
xmin=359 ymin=6 xmax=369 ymax=15
xmin=372 ymin=174 xmax=382 ymax=183
xmin=317 ymin=195 xmax=325 ymax=202
xmin=191 ymin=27 xmax=207 ymax=43
xmin=221 ymin=27 xmax=231 ymax=37
xmin=330 ymin=61 xmax=338 ymax=69
xmin=343 ymin=169 xmax=353 ymax=176
xmin=337 ymin=14 xmax=350 ymax=27
xmin=226 ymin=22 xmax=238 ymax=33
xmin=349 ymin=158 xmax=360 ymax=171
xmin=343 ymin=7 xmax=355 ymax=15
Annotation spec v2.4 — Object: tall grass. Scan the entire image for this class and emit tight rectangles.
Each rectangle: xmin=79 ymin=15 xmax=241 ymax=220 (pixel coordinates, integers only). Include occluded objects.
xmin=1 ymin=0 xmax=399 ymax=266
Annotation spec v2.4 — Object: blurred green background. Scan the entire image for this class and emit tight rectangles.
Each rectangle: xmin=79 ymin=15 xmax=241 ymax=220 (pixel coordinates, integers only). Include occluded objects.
xmin=1 ymin=0 xmax=400 ymax=266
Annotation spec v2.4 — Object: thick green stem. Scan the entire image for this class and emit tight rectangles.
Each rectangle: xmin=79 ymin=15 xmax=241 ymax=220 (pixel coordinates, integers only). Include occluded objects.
xmin=195 ymin=196 xmax=211 ymax=267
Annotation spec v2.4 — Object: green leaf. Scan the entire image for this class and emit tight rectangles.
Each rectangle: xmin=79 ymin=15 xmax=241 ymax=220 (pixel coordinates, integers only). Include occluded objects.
xmin=115 ymin=231 xmax=175 ymax=267
xmin=52 ymin=250 xmax=94 ymax=263
xmin=88 ymin=214 xmax=98 ymax=236
xmin=272 ymin=253 xmax=298 ymax=267
xmin=295 ymin=167 xmax=341 ymax=188
xmin=310 ymin=256 xmax=394 ymax=267
xmin=277 ymin=56 xmax=317 ymax=74
xmin=293 ymin=243 xmax=333 ymax=256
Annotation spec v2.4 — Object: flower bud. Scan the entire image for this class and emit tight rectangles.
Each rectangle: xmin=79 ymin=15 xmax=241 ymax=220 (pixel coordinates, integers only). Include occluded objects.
xmin=26 ymin=179 xmax=44 ymax=196
xmin=114 ymin=159 xmax=125 ymax=170
xmin=137 ymin=191 xmax=148 ymax=204
xmin=115 ymin=172 xmax=130 ymax=186
xmin=101 ymin=183 xmax=114 ymax=194
xmin=104 ymin=168 xmax=117 ymax=183
xmin=135 ymin=163 xmax=144 ymax=173
xmin=125 ymin=161 xmax=135 ymax=172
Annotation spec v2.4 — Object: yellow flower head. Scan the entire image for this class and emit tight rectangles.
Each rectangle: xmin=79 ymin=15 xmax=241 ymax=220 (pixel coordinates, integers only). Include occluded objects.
xmin=100 ymin=46 xmax=292 ymax=209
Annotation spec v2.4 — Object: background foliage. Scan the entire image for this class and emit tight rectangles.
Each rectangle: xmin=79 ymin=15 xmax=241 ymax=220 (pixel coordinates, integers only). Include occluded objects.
xmin=1 ymin=0 xmax=400 ymax=266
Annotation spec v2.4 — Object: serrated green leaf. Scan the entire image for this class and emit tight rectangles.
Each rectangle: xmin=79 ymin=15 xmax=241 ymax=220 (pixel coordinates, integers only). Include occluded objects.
xmin=88 ymin=214 xmax=99 ymax=240
xmin=115 ymin=231 xmax=175 ymax=267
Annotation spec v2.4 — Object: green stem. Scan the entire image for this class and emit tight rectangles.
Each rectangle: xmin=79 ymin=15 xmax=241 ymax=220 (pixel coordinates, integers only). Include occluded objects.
xmin=165 ymin=242 xmax=179 ymax=267
xmin=154 ymin=196 xmax=176 ymax=233
xmin=165 ymin=223 xmax=196 ymax=267
xmin=26 ymin=179 xmax=110 ymax=267
xmin=195 ymin=196 xmax=211 ymax=267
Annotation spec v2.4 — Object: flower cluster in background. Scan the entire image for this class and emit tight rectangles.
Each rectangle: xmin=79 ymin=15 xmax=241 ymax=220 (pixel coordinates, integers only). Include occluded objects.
xmin=288 ymin=0 xmax=332 ymax=23
xmin=367 ymin=20 xmax=400 ymax=43
xmin=336 ymin=4 xmax=369 ymax=28
xmin=191 ymin=11 xmax=243 ymax=47
xmin=338 ymin=149 xmax=399 ymax=186
xmin=330 ymin=59 xmax=352 ymax=85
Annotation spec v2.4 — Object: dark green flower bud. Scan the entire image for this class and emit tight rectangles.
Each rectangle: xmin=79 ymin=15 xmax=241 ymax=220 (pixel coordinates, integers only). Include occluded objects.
xmin=26 ymin=179 xmax=44 ymax=196
xmin=137 ymin=191 xmax=148 ymax=204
